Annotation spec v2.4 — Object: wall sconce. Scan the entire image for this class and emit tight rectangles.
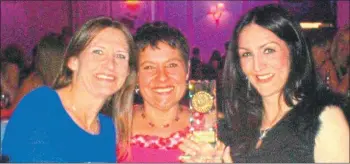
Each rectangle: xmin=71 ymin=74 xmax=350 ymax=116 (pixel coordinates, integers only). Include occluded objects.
xmin=125 ymin=0 xmax=140 ymax=11
xmin=209 ymin=3 xmax=225 ymax=27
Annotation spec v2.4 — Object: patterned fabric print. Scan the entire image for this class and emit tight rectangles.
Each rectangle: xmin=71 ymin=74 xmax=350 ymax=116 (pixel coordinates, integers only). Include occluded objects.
xmin=131 ymin=112 xmax=204 ymax=150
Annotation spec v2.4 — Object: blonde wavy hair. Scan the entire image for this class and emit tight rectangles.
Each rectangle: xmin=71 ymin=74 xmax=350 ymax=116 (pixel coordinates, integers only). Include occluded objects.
xmin=52 ymin=17 xmax=136 ymax=158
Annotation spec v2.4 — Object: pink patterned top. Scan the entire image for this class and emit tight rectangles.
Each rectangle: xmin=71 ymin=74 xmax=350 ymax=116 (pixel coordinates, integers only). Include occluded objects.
xmin=117 ymin=112 xmax=204 ymax=163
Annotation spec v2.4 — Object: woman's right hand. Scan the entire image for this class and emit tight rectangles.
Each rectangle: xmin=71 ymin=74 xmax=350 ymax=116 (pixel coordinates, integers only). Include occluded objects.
xmin=178 ymin=136 xmax=233 ymax=163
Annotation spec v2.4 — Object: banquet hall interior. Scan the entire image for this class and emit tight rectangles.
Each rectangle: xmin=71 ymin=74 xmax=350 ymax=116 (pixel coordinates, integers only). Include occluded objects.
xmin=1 ymin=0 xmax=349 ymax=162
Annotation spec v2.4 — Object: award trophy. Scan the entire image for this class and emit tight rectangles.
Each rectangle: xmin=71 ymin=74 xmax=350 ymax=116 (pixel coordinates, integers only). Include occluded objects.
xmin=188 ymin=80 xmax=217 ymax=145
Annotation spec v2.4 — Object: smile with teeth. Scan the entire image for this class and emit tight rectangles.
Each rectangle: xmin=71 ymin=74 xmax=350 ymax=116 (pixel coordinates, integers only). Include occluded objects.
xmin=256 ymin=73 xmax=274 ymax=80
xmin=96 ymin=74 xmax=115 ymax=81
xmin=153 ymin=87 xmax=174 ymax=93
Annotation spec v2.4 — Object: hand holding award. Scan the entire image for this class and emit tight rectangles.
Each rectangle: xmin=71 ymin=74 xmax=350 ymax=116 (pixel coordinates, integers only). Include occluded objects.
xmin=189 ymin=80 xmax=217 ymax=145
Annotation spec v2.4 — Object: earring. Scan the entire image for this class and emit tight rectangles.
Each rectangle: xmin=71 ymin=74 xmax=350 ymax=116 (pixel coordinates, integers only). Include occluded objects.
xmin=135 ymin=84 xmax=140 ymax=94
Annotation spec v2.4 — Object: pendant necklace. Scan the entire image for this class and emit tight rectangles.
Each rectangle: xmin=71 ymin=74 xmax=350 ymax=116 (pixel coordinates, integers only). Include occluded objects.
xmin=255 ymin=128 xmax=271 ymax=149
xmin=255 ymin=109 xmax=284 ymax=149
xmin=141 ymin=106 xmax=181 ymax=128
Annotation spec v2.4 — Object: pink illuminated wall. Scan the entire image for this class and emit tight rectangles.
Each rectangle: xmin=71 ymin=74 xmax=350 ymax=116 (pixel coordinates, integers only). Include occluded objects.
xmin=71 ymin=1 xmax=113 ymax=32
xmin=147 ymin=1 xmax=279 ymax=62
xmin=70 ymin=1 xmax=153 ymax=34
xmin=6 ymin=0 xmax=349 ymax=62
xmin=1 ymin=1 xmax=279 ymax=61
xmin=1 ymin=1 xmax=70 ymax=56
xmin=337 ymin=0 xmax=350 ymax=28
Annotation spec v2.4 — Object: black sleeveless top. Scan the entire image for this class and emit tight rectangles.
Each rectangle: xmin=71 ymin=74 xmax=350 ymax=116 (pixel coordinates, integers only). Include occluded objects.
xmin=219 ymin=90 xmax=348 ymax=163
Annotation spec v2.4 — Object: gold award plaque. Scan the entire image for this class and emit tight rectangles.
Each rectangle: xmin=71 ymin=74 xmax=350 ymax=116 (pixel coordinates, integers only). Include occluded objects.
xmin=191 ymin=91 xmax=213 ymax=113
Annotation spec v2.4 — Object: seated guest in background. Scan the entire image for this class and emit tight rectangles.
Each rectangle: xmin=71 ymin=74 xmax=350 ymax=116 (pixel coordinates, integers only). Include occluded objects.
xmin=2 ymin=17 xmax=136 ymax=162
xmin=190 ymin=47 xmax=203 ymax=80
xmin=117 ymin=22 xmax=194 ymax=163
xmin=21 ymin=46 xmax=37 ymax=81
xmin=203 ymin=49 xmax=222 ymax=80
xmin=7 ymin=34 xmax=65 ymax=114
xmin=0 ymin=45 xmax=25 ymax=107
xmin=309 ymin=29 xmax=335 ymax=69
xmin=179 ymin=4 xmax=349 ymax=163
xmin=58 ymin=26 xmax=73 ymax=46
xmin=330 ymin=25 xmax=349 ymax=95
xmin=310 ymin=29 xmax=341 ymax=93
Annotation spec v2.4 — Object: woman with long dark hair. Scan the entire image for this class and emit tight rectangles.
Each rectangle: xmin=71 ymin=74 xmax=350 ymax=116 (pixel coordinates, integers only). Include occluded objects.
xmin=179 ymin=4 xmax=349 ymax=163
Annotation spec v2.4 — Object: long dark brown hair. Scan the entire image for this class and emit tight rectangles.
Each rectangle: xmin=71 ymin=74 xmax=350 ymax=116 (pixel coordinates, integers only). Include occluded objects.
xmin=221 ymin=4 xmax=319 ymax=155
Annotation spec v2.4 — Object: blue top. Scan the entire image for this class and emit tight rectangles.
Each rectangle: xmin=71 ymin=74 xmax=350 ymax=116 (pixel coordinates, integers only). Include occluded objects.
xmin=2 ymin=86 xmax=117 ymax=163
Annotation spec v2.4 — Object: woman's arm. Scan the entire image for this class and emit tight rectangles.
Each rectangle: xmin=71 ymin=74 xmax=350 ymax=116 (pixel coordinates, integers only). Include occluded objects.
xmin=318 ymin=61 xmax=349 ymax=95
xmin=318 ymin=60 xmax=339 ymax=91
xmin=336 ymin=72 xmax=349 ymax=95
xmin=1 ymin=64 xmax=20 ymax=103
xmin=314 ymin=106 xmax=349 ymax=163
xmin=6 ymin=64 xmax=20 ymax=90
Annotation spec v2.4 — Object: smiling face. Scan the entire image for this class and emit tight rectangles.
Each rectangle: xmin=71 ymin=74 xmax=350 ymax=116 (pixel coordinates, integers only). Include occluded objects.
xmin=68 ymin=27 xmax=130 ymax=98
xmin=238 ymin=23 xmax=290 ymax=98
xmin=138 ymin=42 xmax=188 ymax=110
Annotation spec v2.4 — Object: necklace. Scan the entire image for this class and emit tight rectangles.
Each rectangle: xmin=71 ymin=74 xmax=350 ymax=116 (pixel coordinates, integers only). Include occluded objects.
xmin=259 ymin=128 xmax=270 ymax=140
xmin=141 ymin=107 xmax=181 ymax=128
xmin=68 ymin=105 xmax=100 ymax=134
xmin=255 ymin=128 xmax=271 ymax=149
xmin=255 ymin=109 xmax=287 ymax=149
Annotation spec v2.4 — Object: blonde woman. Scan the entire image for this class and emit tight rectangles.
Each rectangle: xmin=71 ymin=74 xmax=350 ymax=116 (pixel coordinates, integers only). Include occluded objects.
xmin=2 ymin=17 xmax=136 ymax=163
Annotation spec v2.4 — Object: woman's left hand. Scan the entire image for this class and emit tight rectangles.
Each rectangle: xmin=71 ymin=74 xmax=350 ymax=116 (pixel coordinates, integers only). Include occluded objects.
xmin=178 ymin=137 xmax=233 ymax=163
